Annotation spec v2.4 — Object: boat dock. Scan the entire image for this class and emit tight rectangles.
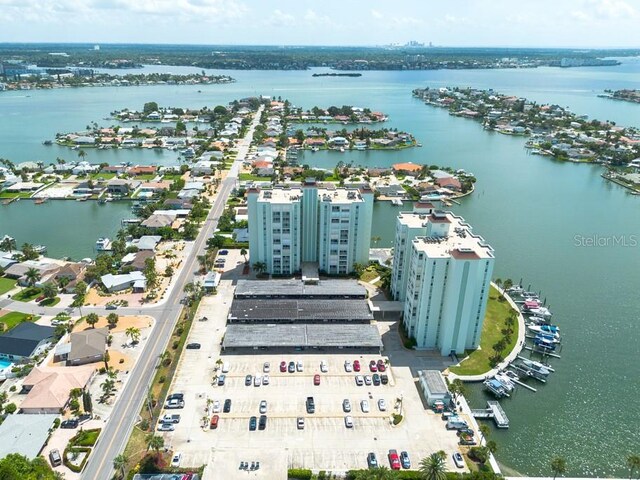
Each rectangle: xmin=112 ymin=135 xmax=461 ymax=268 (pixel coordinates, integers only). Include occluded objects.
xmin=517 ymin=355 xmax=555 ymax=371
xmin=121 ymin=218 xmax=142 ymax=226
xmin=523 ymin=345 xmax=562 ymax=358
xmin=509 ymin=364 xmax=547 ymax=382
xmin=471 ymin=401 xmax=510 ymax=428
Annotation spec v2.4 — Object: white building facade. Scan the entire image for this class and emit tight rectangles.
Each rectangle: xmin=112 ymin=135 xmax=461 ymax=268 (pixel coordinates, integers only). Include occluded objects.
xmin=248 ymin=181 xmax=374 ymax=275
xmin=400 ymin=211 xmax=494 ymax=355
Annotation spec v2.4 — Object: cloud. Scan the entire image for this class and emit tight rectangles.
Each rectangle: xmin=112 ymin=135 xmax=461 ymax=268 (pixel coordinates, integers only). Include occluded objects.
xmin=371 ymin=9 xmax=383 ymax=19
xmin=267 ymin=8 xmax=296 ymax=27
xmin=573 ymin=0 xmax=638 ymax=21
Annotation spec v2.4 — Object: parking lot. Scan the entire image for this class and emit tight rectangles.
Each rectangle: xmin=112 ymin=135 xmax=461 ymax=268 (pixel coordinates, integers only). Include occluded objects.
xmin=161 ymin=252 xmax=468 ymax=478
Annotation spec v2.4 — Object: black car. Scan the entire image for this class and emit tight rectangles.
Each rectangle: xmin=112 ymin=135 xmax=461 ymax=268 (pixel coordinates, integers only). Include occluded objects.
xmin=186 ymin=343 xmax=201 ymax=349
xmin=367 ymin=452 xmax=378 ymax=468
xmin=245 ymin=374 xmax=252 ymax=386
xmin=288 ymin=361 xmax=296 ymax=373
xmin=372 ymin=373 xmax=381 ymax=385
xmin=306 ymin=396 xmax=315 ymax=414
xmin=380 ymin=374 xmax=389 ymax=385
xmin=258 ymin=415 xmax=267 ymax=430
xmin=223 ymin=399 xmax=232 ymax=413
xmin=249 ymin=416 xmax=257 ymax=431
xmin=60 ymin=419 xmax=79 ymax=429
xmin=167 ymin=393 xmax=184 ymax=401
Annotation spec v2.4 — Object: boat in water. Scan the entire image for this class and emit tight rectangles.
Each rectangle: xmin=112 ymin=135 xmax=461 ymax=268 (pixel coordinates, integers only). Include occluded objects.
xmin=483 ymin=378 xmax=510 ymax=398
xmin=528 ymin=324 xmax=560 ymax=335
xmin=493 ymin=372 xmax=516 ymax=392
xmin=33 ymin=245 xmax=47 ymax=254
xmin=527 ymin=307 xmax=552 ymax=318
xmin=519 ymin=359 xmax=552 ymax=376
xmin=95 ymin=237 xmax=112 ymax=251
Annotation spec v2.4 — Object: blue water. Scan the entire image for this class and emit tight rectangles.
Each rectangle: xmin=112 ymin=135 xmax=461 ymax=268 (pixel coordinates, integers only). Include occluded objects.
xmin=0 ymin=359 xmax=13 ymax=369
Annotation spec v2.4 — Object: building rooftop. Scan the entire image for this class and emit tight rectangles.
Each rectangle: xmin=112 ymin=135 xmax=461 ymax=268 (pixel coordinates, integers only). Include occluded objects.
xmin=0 ymin=323 xmax=55 ymax=358
xmin=234 ymin=279 xmax=366 ymax=298
xmin=69 ymin=327 xmax=108 ymax=361
xmin=419 ymin=370 xmax=450 ymax=395
xmin=229 ymin=298 xmax=373 ymax=322
xmin=255 ymin=186 xmax=368 ymax=204
xmin=397 ymin=211 xmax=431 ymax=229
xmin=0 ymin=414 xmax=58 ymax=459
xmin=412 ymin=212 xmax=494 ymax=259
xmin=222 ymin=324 xmax=381 ymax=349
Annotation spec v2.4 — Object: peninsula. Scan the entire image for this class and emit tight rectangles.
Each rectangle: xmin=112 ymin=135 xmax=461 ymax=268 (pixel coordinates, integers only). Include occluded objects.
xmin=599 ymin=89 xmax=640 ymax=104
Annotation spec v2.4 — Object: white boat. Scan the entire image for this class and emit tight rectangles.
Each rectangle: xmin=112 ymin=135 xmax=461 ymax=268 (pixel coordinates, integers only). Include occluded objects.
xmin=528 ymin=307 xmax=552 ymax=318
xmin=483 ymin=378 xmax=509 ymax=398
xmin=391 ymin=198 xmax=404 ymax=206
xmin=527 ymin=315 xmax=550 ymax=325
xmin=33 ymin=245 xmax=47 ymax=254
xmin=520 ymin=359 xmax=551 ymax=377
xmin=528 ymin=324 xmax=560 ymax=336
xmin=96 ymin=237 xmax=112 ymax=251
xmin=507 ymin=285 xmax=524 ymax=294
xmin=493 ymin=372 xmax=516 ymax=392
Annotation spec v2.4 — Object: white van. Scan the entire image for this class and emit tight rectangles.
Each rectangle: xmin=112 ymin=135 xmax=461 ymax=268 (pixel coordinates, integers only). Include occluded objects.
xmin=446 ymin=417 xmax=469 ymax=430
xmin=222 ymin=362 xmax=230 ymax=373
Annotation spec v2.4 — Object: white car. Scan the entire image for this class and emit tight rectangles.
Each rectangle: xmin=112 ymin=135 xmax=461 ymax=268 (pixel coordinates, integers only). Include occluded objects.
xmin=453 ymin=452 xmax=465 ymax=469
xmin=320 ymin=360 xmax=328 ymax=373
xmin=171 ymin=452 xmax=182 ymax=467
xmin=343 ymin=399 xmax=352 ymax=412
xmin=344 ymin=360 xmax=353 ymax=372
xmin=263 ymin=362 xmax=270 ymax=373
xmin=262 ymin=374 xmax=270 ymax=385
xmin=259 ymin=400 xmax=268 ymax=414
xmin=364 ymin=375 xmax=372 ymax=386
xmin=355 ymin=375 xmax=364 ymax=386
xmin=361 ymin=400 xmax=370 ymax=413
xmin=212 ymin=400 xmax=221 ymax=413
xmin=344 ymin=415 xmax=354 ymax=428
xmin=254 ymin=375 xmax=262 ymax=387
xmin=378 ymin=399 xmax=387 ymax=411
xmin=296 ymin=360 xmax=304 ymax=372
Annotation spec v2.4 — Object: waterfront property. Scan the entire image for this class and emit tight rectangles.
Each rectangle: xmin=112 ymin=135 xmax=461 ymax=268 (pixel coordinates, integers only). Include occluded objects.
xmin=418 ymin=370 xmax=452 ymax=407
xmin=400 ymin=211 xmax=495 ymax=355
xmin=0 ymin=322 xmax=55 ymax=361
xmin=247 ymin=180 xmax=374 ymax=275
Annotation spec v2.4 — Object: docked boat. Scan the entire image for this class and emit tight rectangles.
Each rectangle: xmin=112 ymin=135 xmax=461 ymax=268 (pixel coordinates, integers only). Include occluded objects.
xmin=391 ymin=198 xmax=404 ymax=206
xmin=527 ymin=315 xmax=551 ymax=325
xmin=493 ymin=372 xmax=516 ymax=392
xmin=95 ymin=237 xmax=112 ymax=251
xmin=33 ymin=245 xmax=47 ymax=254
xmin=535 ymin=333 xmax=560 ymax=344
xmin=528 ymin=324 xmax=560 ymax=335
xmin=528 ymin=307 xmax=552 ymax=318
xmin=519 ymin=359 xmax=552 ymax=376
xmin=507 ymin=285 xmax=524 ymax=295
xmin=42 ymin=140 xmax=52 ymax=146
xmin=311 ymin=146 xmax=320 ymax=152
xmin=483 ymin=378 xmax=510 ymax=398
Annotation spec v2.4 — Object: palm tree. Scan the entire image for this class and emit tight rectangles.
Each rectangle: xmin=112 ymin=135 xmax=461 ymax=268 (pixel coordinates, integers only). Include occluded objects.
xmin=626 ymin=455 xmax=640 ymax=480
xmin=78 ymin=149 xmax=87 ymax=161
xmin=41 ymin=282 xmax=58 ymax=300
xmin=145 ymin=434 xmax=164 ymax=452
xmin=494 ymin=278 xmax=503 ymax=291
xmin=419 ymin=452 xmax=447 ymax=480
xmin=85 ymin=312 xmax=99 ymax=328
xmin=252 ymin=261 xmax=267 ymax=275
xmin=126 ymin=326 xmax=141 ymax=344
xmin=24 ymin=267 xmax=41 ymax=288
xmin=0 ymin=236 xmax=16 ymax=252
xmin=551 ymin=457 xmax=567 ymax=480
xmin=240 ymin=248 xmax=248 ymax=263
xmin=113 ymin=453 xmax=129 ymax=478
xmin=479 ymin=424 xmax=491 ymax=443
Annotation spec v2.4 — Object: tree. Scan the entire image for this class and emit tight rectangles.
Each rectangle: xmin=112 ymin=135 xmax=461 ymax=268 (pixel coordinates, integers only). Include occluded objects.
xmin=0 ymin=236 xmax=16 ymax=252
xmin=551 ymin=457 xmax=567 ymax=480
xmin=113 ymin=453 xmax=129 ymax=478
xmin=240 ymin=248 xmax=248 ymax=263
xmin=103 ymin=350 xmax=110 ymax=370
xmin=164 ymin=265 xmax=174 ymax=277
xmin=419 ymin=452 xmax=447 ymax=480
xmin=207 ymin=235 xmax=226 ymax=250
xmin=126 ymin=326 xmax=141 ymax=344
xmin=83 ymin=390 xmax=93 ymax=413
xmin=41 ymin=282 xmax=58 ymax=300
xmin=21 ymin=243 xmax=39 ymax=261
xmin=143 ymin=257 xmax=158 ymax=290
xmin=449 ymin=378 xmax=466 ymax=402
xmin=371 ymin=235 xmax=382 ymax=246
xmin=145 ymin=434 xmax=164 ymax=452
xmin=353 ymin=466 xmax=397 ymax=479
xmin=101 ymin=378 xmax=115 ymax=400
xmin=479 ymin=424 xmax=491 ymax=443
xmin=85 ymin=313 xmax=99 ymax=329
xmin=143 ymin=102 xmax=159 ymax=115
xmin=253 ymin=262 xmax=267 ymax=275
xmin=78 ymin=149 xmax=87 ymax=161
xmin=24 ymin=267 xmax=41 ymax=287
xmin=627 ymin=455 xmax=640 ymax=480
xmin=107 ymin=313 xmax=119 ymax=329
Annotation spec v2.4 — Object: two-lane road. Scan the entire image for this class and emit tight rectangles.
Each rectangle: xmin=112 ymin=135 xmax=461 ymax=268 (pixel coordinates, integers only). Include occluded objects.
xmin=81 ymin=105 xmax=263 ymax=480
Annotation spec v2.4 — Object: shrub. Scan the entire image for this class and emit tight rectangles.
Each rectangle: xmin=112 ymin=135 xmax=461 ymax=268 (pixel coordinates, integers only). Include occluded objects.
xmin=139 ymin=419 xmax=150 ymax=431
xmin=392 ymin=413 xmax=403 ymax=425
xmin=139 ymin=453 xmax=166 ymax=474
xmin=63 ymin=446 xmax=91 ymax=473
xmin=70 ymin=428 xmax=101 ymax=447
xmin=9 ymin=386 xmax=16 ymax=392
xmin=172 ymin=340 xmax=179 ymax=350
xmin=287 ymin=468 xmax=312 ymax=480
xmin=53 ymin=418 xmax=61 ymax=429
xmin=4 ymin=403 xmax=17 ymax=414
xmin=158 ymin=375 xmax=166 ymax=384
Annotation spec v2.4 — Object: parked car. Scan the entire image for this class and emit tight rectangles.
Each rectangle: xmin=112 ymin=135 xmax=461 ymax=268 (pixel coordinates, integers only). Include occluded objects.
xmin=157 ymin=422 xmax=174 ymax=431
xmin=320 ymin=360 xmax=328 ymax=373
xmin=217 ymin=374 xmax=226 ymax=386
xmin=306 ymin=396 xmax=315 ymax=414
xmin=280 ymin=361 xmax=287 ymax=372
xmin=372 ymin=373 xmax=381 ymax=386
xmin=378 ymin=399 xmax=387 ymax=411
xmin=210 ymin=415 xmax=219 ymax=429
xmin=453 ymin=452 xmax=465 ymax=468
xmin=262 ymin=374 xmax=270 ymax=385
xmin=380 ymin=374 xmax=389 ymax=385
xmin=60 ymin=419 xmax=79 ymax=429
xmin=400 ymin=451 xmax=411 ymax=469
xmin=344 ymin=360 xmax=353 ymax=372
xmin=161 ymin=414 xmax=181 ymax=424
xmin=258 ymin=415 xmax=267 ymax=430
xmin=388 ymin=450 xmax=401 ymax=470
xmin=223 ymin=399 xmax=231 ymax=413
xmin=49 ymin=449 xmax=62 ymax=467
xmin=313 ymin=374 xmax=321 ymax=386
xmin=212 ymin=400 xmax=221 ymax=413
xmin=343 ymin=399 xmax=352 ymax=412
xmin=367 ymin=452 xmax=378 ymax=469
xmin=185 ymin=343 xmax=201 ymax=349
xmin=171 ymin=452 xmax=182 ymax=467
xmin=253 ymin=375 xmax=262 ymax=387
xmin=353 ymin=360 xmax=361 ymax=372
xmin=259 ymin=400 xmax=268 ymax=414
xmin=249 ymin=416 xmax=257 ymax=431
xmin=165 ymin=398 xmax=184 ymax=409
xmin=344 ymin=415 xmax=353 ymax=428
xmin=167 ymin=393 xmax=184 ymax=401
xmin=369 ymin=360 xmax=378 ymax=372
xmin=296 ymin=360 xmax=303 ymax=372
xmin=263 ymin=362 xmax=270 ymax=373
xmin=355 ymin=375 xmax=364 ymax=386
xmin=361 ymin=400 xmax=370 ymax=413
xmin=288 ymin=361 xmax=296 ymax=373
xmin=364 ymin=375 xmax=372 ymax=386
xmin=377 ymin=359 xmax=386 ymax=372
xmin=297 ymin=417 xmax=305 ymax=429
xmin=245 ymin=374 xmax=252 ymax=386
xmin=218 ymin=249 xmax=228 ymax=255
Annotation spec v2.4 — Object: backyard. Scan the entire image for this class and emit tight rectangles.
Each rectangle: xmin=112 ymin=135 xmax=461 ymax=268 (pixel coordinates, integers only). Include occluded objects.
xmin=0 ymin=311 xmax=40 ymax=331
xmin=0 ymin=277 xmax=17 ymax=295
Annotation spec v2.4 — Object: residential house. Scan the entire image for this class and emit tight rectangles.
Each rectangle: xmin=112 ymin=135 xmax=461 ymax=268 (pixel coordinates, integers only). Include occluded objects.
xmin=435 ymin=177 xmax=462 ymax=191
xmin=4 ymin=260 xmax=60 ymax=286
xmin=106 ymin=178 xmax=132 ymax=196
xmin=54 ymin=328 xmax=108 ymax=366
xmin=0 ymin=414 xmax=58 ymax=459
xmin=0 ymin=323 xmax=56 ymax=361
xmin=141 ymin=213 xmax=174 ymax=230
xmin=101 ymin=271 xmax=146 ymax=293
xmin=20 ymin=366 xmax=94 ymax=414
xmin=122 ymin=250 xmax=155 ymax=271
xmin=54 ymin=262 xmax=86 ymax=293
xmin=392 ymin=162 xmax=423 ymax=176
xmin=129 ymin=235 xmax=161 ymax=251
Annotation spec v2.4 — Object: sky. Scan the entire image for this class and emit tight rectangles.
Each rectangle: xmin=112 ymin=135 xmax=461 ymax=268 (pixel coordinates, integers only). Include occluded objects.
xmin=0 ymin=0 xmax=639 ymax=48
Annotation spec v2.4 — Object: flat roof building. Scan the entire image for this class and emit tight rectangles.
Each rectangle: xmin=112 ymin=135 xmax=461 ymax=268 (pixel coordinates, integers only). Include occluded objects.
xmin=234 ymin=278 xmax=366 ymax=299
xmin=228 ymin=298 xmax=373 ymax=323
xmin=418 ymin=370 xmax=452 ymax=407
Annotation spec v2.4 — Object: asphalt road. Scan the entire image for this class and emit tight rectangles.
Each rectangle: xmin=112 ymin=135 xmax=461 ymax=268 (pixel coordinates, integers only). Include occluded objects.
xmin=79 ymin=105 xmax=263 ymax=480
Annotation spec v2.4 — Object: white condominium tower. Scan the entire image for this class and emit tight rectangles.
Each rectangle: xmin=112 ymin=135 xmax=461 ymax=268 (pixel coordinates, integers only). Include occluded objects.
xmin=247 ymin=180 xmax=374 ymax=275
xmin=393 ymin=208 xmax=495 ymax=355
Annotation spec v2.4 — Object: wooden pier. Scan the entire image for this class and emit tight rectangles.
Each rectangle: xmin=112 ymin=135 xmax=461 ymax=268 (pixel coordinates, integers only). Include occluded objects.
xmin=471 ymin=401 xmax=509 ymax=428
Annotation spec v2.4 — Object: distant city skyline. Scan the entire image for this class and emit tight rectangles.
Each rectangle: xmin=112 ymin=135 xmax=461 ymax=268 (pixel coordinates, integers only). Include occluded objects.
xmin=0 ymin=0 xmax=639 ymax=48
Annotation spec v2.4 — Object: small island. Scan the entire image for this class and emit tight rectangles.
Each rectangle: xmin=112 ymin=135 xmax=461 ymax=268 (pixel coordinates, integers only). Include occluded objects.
xmin=312 ymin=73 xmax=362 ymax=77
xmin=599 ymin=89 xmax=640 ymax=104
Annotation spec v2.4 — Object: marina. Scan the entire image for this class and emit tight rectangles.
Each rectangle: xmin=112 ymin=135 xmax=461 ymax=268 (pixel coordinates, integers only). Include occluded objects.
xmin=471 ymin=401 xmax=510 ymax=429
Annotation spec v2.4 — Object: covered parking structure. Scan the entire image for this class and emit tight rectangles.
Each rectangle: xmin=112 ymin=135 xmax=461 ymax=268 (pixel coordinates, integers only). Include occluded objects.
xmin=222 ymin=324 xmax=382 ymax=354
xmin=233 ymin=278 xmax=367 ymax=299
xmin=228 ymin=298 xmax=373 ymax=324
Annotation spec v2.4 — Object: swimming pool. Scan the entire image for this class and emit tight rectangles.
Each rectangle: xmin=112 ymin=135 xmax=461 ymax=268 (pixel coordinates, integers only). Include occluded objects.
xmin=0 ymin=359 xmax=13 ymax=370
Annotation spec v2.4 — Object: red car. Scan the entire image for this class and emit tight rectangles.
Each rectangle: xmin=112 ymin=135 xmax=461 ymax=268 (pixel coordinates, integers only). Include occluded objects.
xmin=353 ymin=360 xmax=361 ymax=372
xmin=377 ymin=360 xmax=386 ymax=372
xmin=210 ymin=415 xmax=219 ymax=429
xmin=280 ymin=361 xmax=287 ymax=372
xmin=369 ymin=360 xmax=378 ymax=372
xmin=388 ymin=449 xmax=401 ymax=470
xmin=313 ymin=374 xmax=321 ymax=386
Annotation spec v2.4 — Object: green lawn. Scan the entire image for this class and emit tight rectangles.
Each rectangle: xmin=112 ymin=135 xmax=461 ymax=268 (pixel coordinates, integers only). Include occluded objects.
xmin=39 ymin=297 xmax=61 ymax=307
xmin=90 ymin=172 xmax=117 ymax=180
xmin=449 ymin=286 xmax=519 ymax=376
xmin=359 ymin=267 xmax=380 ymax=283
xmin=13 ymin=287 xmax=42 ymax=302
xmin=0 ymin=311 xmax=40 ymax=331
xmin=134 ymin=173 xmax=157 ymax=181
xmin=0 ymin=278 xmax=17 ymax=295
xmin=162 ymin=174 xmax=185 ymax=181
xmin=239 ymin=173 xmax=270 ymax=181
xmin=0 ymin=191 xmax=33 ymax=199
